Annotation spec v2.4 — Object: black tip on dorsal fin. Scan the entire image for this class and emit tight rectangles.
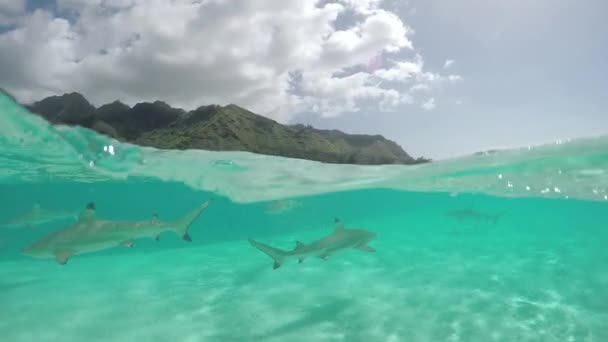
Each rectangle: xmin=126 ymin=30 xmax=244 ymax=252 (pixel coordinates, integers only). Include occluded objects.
xmin=86 ymin=202 xmax=95 ymax=210
xmin=334 ymin=218 xmax=344 ymax=231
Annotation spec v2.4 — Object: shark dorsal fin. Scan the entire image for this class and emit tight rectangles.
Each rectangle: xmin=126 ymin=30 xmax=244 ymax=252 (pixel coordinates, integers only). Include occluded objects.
xmin=334 ymin=218 xmax=345 ymax=232
xmin=78 ymin=202 xmax=96 ymax=223
xmin=33 ymin=203 xmax=41 ymax=210
xmin=295 ymin=240 xmax=305 ymax=250
xmin=151 ymin=214 xmax=160 ymax=224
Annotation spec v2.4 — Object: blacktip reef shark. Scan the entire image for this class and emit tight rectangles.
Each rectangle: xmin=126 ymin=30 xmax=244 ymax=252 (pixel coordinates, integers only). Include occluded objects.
xmin=1 ymin=203 xmax=78 ymax=228
xmin=446 ymin=208 xmax=503 ymax=224
xmin=21 ymin=200 xmax=211 ymax=265
xmin=248 ymin=218 xmax=376 ymax=270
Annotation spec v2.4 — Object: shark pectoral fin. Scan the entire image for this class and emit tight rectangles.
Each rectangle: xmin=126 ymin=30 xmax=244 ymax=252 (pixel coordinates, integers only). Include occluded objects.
xmin=319 ymin=254 xmax=330 ymax=261
xmin=356 ymin=244 xmax=376 ymax=253
xmin=182 ymin=232 xmax=192 ymax=242
xmin=155 ymin=235 xmax=160 ymax=242
xmin=122 ymin=241 xmax=134 ymax=248
xmin=54 ymin=251 xmax=73 ymax=265
xmin=298 ymin=257 xmax=305 ymax=264
xmin=273 ymin=260 xmax=281 ymax=270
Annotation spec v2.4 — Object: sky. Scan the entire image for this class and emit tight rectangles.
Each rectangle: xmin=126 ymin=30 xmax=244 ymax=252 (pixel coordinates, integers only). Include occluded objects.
xmin=0 ymin=0 xmax=607 ymax=159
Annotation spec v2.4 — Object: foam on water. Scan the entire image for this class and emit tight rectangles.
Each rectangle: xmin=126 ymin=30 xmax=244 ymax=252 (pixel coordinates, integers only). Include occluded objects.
xmin=1 ymin=93 xmax=608 ymax=341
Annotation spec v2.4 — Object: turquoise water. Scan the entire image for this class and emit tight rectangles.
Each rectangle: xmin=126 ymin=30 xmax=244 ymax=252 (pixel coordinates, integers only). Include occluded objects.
xmin=1 ymin=93 xmax=608 ymax=341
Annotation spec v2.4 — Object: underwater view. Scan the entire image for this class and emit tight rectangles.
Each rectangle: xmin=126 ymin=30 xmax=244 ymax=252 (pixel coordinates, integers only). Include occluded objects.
xmin=2 ymin=90 xmax=608 ymax=342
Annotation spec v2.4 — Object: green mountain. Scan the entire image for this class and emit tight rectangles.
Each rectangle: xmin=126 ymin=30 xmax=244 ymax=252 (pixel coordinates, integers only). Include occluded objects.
xmin=25 ymin=92 xmax=430 ymax=165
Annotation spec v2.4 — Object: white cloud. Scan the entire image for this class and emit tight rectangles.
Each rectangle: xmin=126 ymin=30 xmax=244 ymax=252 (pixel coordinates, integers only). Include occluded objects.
xmin=374 ymin=55 xmax=462 ymax=92
xmin=0 ymin=0 xmax=25 ymax=13
xmin=0 ymin=0 xmax=460 ymax=121
xmin=0 ymin=0 xmax=26 ymax=26
xmin=448 ymin=74 xmax=463 ymax=82
xmin=338 ymin=0 xmax=382 ymax=14
xmin=443 ymin=59 xmax=454 ymax=68
xmin=374 ymin=59 xmax=422 ymax=82
xmin=421 ymin=98 xmax=436 ymax=111
xmin=410 ymin=83 xmax=430 ymax=92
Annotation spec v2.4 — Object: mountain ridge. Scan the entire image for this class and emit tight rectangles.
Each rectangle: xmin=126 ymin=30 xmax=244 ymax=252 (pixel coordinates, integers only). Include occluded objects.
xmin=23 ymin=92 xmax=431 ymax=165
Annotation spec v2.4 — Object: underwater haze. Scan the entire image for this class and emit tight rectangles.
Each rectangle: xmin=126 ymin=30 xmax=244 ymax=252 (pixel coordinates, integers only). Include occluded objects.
xmin=1 ymin=92 xmax=608 ymax=342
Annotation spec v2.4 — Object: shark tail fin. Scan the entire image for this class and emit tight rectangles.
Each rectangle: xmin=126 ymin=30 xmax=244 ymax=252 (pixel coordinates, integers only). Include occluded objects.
xmin=248 ymin=239 xmax=287 ymax=270
xmin=172 ymin=200 xmax=211 ymax=241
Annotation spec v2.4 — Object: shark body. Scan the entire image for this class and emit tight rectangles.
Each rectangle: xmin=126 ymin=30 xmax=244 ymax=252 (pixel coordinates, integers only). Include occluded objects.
xmin=22 ymin=201 xmax=210 ymax=264
xmin=248 ymin=219 xmax=376 ymax=269
xmin=2 ymin=203 xmax=78 ymax=228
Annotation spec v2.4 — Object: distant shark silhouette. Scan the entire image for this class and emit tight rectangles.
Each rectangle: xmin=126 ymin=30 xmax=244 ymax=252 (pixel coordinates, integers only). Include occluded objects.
xmin=446 ymin=208 xmax=503 ymax=224
xmin=248 ymin=218 xmax=376 ymax=269
xmin=22 ymin=200 xmax=211 ymax=265
xmin=1 ymin=203 xmax=78 ymax=228
xmin=264 ymin=199 xmax=300 ymax=215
